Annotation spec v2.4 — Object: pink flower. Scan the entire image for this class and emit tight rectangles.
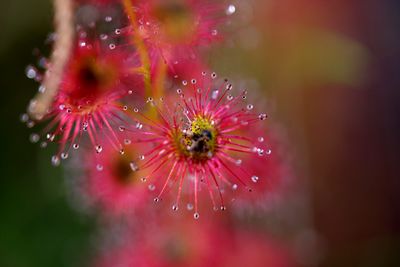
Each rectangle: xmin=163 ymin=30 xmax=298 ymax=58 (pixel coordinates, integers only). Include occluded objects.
xmin=126 ymin=0 xmax=230 ymax=69
xmin=127 ymin=72 xmax=270 ymax=218
xmin=81 ymin=139 xmax=152 ymax=217
xmin=93 ymin=215 xmax=298 ymax=267
xmin=93 ymin=217 xmax=230 ymax=267
xmin=28 ymin=38 xmax=141 ymax=165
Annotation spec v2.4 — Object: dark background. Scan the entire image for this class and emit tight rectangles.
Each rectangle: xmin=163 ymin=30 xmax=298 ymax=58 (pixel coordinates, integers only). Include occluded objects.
xmin=1 ymin=0 xmax=400 ymax=266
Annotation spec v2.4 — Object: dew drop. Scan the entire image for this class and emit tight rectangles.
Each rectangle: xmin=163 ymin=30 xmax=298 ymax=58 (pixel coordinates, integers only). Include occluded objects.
xmin=128 ymin=90 xmax=133 ymax=95
xmin=133 ymin=108 xmax=139 ymax=113
xmin=40 ymin=142 xmax=47 ymax=148
xmin=61 ymin=152 xmax=69 ymax=160
xmin=122 ymin=106 xmax=128 ymax=111
xmin=247 ymin=104 xmax=254 ymax=110
xmin=51 ymin=155 xmax=60 ymax=167
xmin=38 ymin=85 xmax=46 ymax=93
xmin=191 ymin=79 xmax=197 ymax=84
xmin=187 ymin=203 xmax=194 ymax=211
xmin=148 ymin=184 xmax=156 ymax=191
xmin=235 ymin=159 xmax=242 ymax=166
xmin=232 ymin=184 xmax=238 ymax=190
xmin=226 ymin=4 xmax=236 ymax=15
xmin=154 ymin=197 xmax=160 ymax=203
xmin=211 ymin=72 xmax=217 ymax=79
xmin=25 ymin=65 xmax=37 ymax=79
xmin=20 ymin=113 xmax=29 ymax=123
xmin=124 ymin=139 xmax=132 ymax=145
xmin=100 ymin=34 xmax=108 ymax=40
xmin=73 ymin=143 xmax=80 ymax=150
xmin=227 ymin=95 xmax=234 ymax=101
xmin=211 ymin=90 xmax=219 ymax=99
xmin=182 ymin=80 xmax=188 ymax=86
xmin=221 ymin=206 xmax=227 ymax=211
xmin=95 ymin=145 xmax=103 ymax=153
xmin=211 ymin=29 xmax=218 ymax=36
xmin=194 ymin=212 xmax=200 ymax=219
xmin=96 ymin=164 xmax=103 ymax=171
xmin=109 ymin=44 xmax=116 ymax=50
xmin=258 ymin=113 xmax=267 ymax=120
xmin=115 ymin=28 xmax=121 ymax=35
xmin=251 ymin=175 xmax=259 ymax=183
xmin=139 ymin=155 xmax=145 ymax=160
xmin=172 ymin=205 xmax=179 ymax=211
xmin=105 ymin=16 xmax=112 ymax=22
xmin=266 ymin=149 xmax=272 ymax=155
xmin=258 ymin=137 xmax=264 ymax=143
xmin=177 ymin=89 xmax=183 ymax=94
xmin=119 ymin=149 xmax=125 ymax=155
xmin=129 ymin=161 xmax=139 ymax=172
xmin=141 ymin=177 xmax=147 ymax=182
xmin=119 ymin=126 xmax=126 ymax=132
xmin=29 ymin=133 xmax=40 ymax=143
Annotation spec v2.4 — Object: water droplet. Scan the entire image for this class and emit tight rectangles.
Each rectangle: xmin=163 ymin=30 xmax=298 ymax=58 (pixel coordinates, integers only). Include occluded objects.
xmin=73 ymin=143 xmax=80 ymax=150
xmin=191 ymin=79 xmax=197 ymax=84
xmin=235 ymin=159 xmax=242 ymax=166
xmin=20 ymin=113 xmax=29 ymax=123
xmin=247 ymin=104 xmax=254 ymax=110
xmin=25 ymin=65 xmax=37 ymax=79
xmin=258 ymin=113 xmax=267 ymax=120
xmin=232 ymin=184 xmax=238 ymax=190
xmin=96 ymin=164 xmax=103 ymax=171
xmin=119 ymin=126 xmax=126 ymax=132
xmin=154 ymin=197 xmax=160 ymax=203
xmin=227 ymin=95 xmax=234 ymax=101
xmin=95 ymin=145 xmax=103 ymax=153
xmin=100 ymin=34 xmax=108 ymax=40
xmin=115 ymin=28 xmax=121 ymax=35
xmin=226 ymin=4 xmax=236 ymax=15
xmin=258 ymin=137 xmax=264 ymax=143
xmin=51 ymin=155 xmax=60 ymax=167
xmin=129 ymin=161 xmax=139 ymax=172
xmin=128 ymin=90 xmax=133 ymax=95
xmin=194 ymin=212 xmax=200 ymax=219
xmin=187 ymin=203 xmax=194 ymax=210
xmin=251 ymin=175 xmax=259 ymax=183
xmin=133 ymin=108 xmax=139 ymax=113
xmin=266 ymin=149 xmax=272 ymax=155
xmin=61 ymin=152 xmax=69 ymax=159
xmin=211 ymin=29 xmax=218 ymax=36
xmin=211 ymin=72 xmax=217 ymax=79
xmin=211 ymin=90 xmax=219 ymax=99
xmin=119 ymin=149 xmax=125 ymax=155
xmin=221 ymin=206 xmax=227 ymax=211
xmin=122 ymin=106 xmax=128 ymax=111
xmin=40 ymin=142 xmax=47 ymax=148
xmin=124 ymin=139 xmax=132 ymax=145
xmin=38 ymin=85 xmax=46 ymax=93
xmin=109 ymin=44 xmax=116 ymax=50
xmin=105 ymin=16 xmax=112 ymax=22
xmin=148 ymin=184 xmax=155 ymax=191
xmin=29 ymin=133 xmax=40 ymax=143
xmin=182 ymin=80 xmax=188 ymax=86
xmin=139 ymin=155 xmax=145 ymax=160
xmin=141 ymin=177 xmax=147 ymax=182
xmin=172 ymin=205 xmax=179 ymax=211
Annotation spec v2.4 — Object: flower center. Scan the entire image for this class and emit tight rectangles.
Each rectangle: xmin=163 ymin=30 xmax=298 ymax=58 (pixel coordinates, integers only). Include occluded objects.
xmin=178 ymin=116 xmax=217 ymax=163
xmin=112 ymin=154 xmax=139 ymax=185
xmin=152 ymin=0 xmax=197 ymax=43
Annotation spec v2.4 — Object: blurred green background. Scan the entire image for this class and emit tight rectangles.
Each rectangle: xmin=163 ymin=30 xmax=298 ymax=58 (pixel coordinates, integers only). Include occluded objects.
xmin=1 ymin=0 xmax=400 ymax=267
